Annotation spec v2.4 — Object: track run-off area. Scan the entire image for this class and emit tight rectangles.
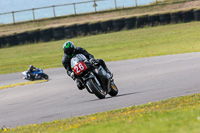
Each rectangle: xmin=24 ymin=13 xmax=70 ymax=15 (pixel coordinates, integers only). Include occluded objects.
xmin=1 ymin=52 xmax=200 ymax=128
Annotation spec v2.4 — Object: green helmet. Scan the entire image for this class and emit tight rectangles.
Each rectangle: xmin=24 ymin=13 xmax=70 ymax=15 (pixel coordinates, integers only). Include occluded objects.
xmin=63 ymin=41 xmax=75 ymax=56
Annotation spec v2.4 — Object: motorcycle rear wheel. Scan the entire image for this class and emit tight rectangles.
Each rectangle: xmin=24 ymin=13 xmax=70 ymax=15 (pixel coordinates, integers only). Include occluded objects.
xmin=29 ymin=74 xmax=34 ymax=81
xmin=109 ymin=82 xmax=118 ymax=96
xmin=87 ymin=79 xmax=106 ymax=99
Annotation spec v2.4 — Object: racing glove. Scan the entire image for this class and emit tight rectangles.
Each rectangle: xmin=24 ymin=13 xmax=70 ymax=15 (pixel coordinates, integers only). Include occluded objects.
xmin=89 ymin=58 xmax=96 ymax=64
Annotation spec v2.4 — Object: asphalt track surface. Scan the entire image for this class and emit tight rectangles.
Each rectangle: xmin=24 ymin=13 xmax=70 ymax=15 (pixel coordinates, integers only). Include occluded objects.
xmin=1 ymin=52 xmax=200 ymax=128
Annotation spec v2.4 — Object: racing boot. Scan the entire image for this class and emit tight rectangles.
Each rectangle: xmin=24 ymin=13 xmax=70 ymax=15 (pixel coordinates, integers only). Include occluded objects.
xmin=76 ymin=79 xmax=85 ymax=90
xmin=30 ymin=73 xmax=35 ymax=81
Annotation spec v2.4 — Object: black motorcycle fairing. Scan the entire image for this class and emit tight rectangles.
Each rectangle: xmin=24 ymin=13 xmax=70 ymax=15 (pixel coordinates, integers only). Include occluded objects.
xmin=92 ymin=65 xmax=111 ymax=93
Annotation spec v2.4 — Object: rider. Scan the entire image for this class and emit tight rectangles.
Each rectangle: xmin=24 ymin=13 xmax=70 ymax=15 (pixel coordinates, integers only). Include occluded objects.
xmin=62 ymin=41 xmax=112 ymax=90
xmin=27 ymin=65 xmax=37 ymax=80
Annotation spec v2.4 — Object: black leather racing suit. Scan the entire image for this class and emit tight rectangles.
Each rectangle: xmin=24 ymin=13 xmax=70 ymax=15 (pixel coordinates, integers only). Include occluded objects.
xmin=27 ymin=66 xmax=36 ymax=79
xmin=62 ymin=47 xmax=94 ymax=77
xmin=62 ymin=47 xmax=109 ymax=89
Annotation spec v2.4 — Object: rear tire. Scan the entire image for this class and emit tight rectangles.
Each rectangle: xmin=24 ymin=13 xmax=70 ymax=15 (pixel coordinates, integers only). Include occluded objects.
xmin=42 ymin=73 xmax=49 ymax=80
xmin=87 ymin=79 xmax=106 ymax=99
xmin=109 ymin=82 xmax=118 ymax=96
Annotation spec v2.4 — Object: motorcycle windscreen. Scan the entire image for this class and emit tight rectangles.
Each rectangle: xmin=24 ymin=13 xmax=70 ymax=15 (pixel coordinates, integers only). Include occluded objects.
xmin=70 ymin=54 xmax=87 ymax=68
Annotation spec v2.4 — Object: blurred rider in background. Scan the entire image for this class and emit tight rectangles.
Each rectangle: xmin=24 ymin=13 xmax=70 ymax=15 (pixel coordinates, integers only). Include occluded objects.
xmin=62 ymin=41 xmax=112 ymax=90
xmin=27 ymin=65 xmax=37 ymax=80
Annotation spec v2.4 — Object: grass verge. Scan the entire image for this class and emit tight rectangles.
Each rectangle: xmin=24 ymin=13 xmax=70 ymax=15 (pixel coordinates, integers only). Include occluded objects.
xmin=1 ymin=21 xmax=200 ymax=74
xmin=0 ymin=80 xmax=48 ymax=90
xmin=1 ymin=93 xmax=200 ymax=132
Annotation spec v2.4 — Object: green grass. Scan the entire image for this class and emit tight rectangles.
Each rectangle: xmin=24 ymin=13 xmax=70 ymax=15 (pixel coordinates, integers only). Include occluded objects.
xmin=1 ymin=93 xmax=200 ymax=133
xmin=1 ymin=22 xmax=200 ymax=74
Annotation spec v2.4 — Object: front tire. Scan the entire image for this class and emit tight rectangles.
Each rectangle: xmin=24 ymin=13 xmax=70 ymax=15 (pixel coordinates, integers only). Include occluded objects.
xmin=42 ymin=73 xmax=49 ymax=80
xmin=109 ymin=82 xmax=118 ymax=96
xmin=87 ymin=79 xmax=106 ymax=99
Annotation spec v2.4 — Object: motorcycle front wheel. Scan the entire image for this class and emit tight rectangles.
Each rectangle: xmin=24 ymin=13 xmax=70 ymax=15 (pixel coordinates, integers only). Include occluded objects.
xmin=109 ymin=81 xmax=118 ymax=96
xmin=42 ymin=73 xmax=49 ymax=80
xmin=87 ymin=78 xmax=106 ymax=99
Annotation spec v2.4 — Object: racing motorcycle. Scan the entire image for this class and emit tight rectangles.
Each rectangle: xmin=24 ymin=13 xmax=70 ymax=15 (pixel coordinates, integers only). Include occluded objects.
xmin=22 ymin=68 xmax=49 ymax=81
xmin=71 ymin=54 xmax=118 ymax=99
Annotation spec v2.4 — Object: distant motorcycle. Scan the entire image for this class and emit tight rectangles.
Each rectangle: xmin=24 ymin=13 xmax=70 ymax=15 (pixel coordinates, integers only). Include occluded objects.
xmin=22 ymin=68 xmax=49 ymax=81
xmin=71 ymin=54 xmax=118 ymax=99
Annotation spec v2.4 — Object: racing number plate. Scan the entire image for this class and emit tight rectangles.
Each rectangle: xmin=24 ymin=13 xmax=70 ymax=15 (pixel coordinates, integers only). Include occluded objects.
xmin=73 ymin=62 xmax=87 ymax=75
